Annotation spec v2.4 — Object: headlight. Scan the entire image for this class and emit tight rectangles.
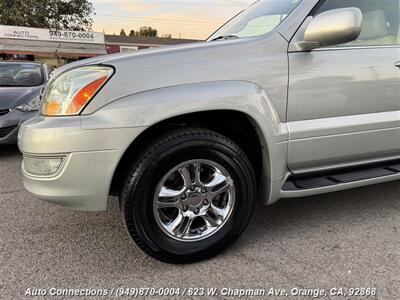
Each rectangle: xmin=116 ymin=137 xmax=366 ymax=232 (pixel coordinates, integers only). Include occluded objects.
xmin=41 ymin=66 xmax=113 ymax=116
xmin=15 ymin=96 xmax=41 ymax=112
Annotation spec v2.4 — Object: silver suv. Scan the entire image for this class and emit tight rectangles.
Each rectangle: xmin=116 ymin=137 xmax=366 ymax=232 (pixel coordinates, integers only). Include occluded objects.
xmin=18 ymin=0 xmax=400 ymax=263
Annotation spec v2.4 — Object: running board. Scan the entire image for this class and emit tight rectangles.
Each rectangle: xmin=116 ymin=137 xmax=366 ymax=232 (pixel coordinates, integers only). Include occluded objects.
xmin=283 ymin=160 xmax=400 ymax=191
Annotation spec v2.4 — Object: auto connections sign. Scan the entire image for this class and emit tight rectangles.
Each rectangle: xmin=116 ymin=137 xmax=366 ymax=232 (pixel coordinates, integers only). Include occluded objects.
xmin=0 ymin=25 xmax=105 ymax=44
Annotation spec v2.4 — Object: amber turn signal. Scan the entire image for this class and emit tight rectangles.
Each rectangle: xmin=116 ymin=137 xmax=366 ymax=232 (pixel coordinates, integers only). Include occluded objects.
xmin=66 ymin=76 xmax=108 ymax=115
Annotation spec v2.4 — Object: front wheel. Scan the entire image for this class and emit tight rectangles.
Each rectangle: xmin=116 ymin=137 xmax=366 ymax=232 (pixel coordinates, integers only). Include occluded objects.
xmin=121 ymin=128 xmax=256 ymax=263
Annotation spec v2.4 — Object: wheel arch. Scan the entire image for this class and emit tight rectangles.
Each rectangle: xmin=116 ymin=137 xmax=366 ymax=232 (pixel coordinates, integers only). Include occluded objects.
xmin=109 ymin=110 xmax=269 ymax=200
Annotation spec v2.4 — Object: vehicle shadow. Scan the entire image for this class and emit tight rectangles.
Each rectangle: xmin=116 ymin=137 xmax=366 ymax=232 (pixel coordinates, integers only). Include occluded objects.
xmin=245 ymin=180 xmax=400 ymax=240
xmin=0 ymin=145 xmax=20 ymax=157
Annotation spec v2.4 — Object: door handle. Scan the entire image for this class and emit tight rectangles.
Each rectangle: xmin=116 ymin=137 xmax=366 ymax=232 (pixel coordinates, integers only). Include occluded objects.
xmin=395 ymin=61 xmax=400 ymax=69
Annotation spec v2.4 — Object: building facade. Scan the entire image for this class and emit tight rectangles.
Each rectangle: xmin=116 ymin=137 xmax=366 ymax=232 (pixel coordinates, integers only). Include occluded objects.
xmin=105 ymin=35 xmax=199 ymax=54
xmin=0 ymin=25 xmax=107 ymax=67
xmin=0 ymin=25 xmax=200 ymax=67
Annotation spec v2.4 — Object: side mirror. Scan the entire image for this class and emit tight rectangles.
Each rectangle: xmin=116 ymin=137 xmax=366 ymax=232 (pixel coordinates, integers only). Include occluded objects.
xmin=296 ymin=8 xmax=362 ymax=51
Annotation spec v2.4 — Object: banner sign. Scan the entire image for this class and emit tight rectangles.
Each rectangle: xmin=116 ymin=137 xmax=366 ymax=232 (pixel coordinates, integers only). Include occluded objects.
xmin=0 ymin=25 xmax=105 ymax=44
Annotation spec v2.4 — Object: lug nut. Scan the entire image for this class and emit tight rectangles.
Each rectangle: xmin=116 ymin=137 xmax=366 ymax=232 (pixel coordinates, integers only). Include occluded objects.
xmin=194 ymin=208 xmax=199 ymax=214
xmin=190 ymin=186 xmax=196 ymax=191
xmin=181 ymin=194 xmax=186 ymax=199
xmin=203 ymin=199 xmax=209 ymax=205
xmin=201 ymin=188 xmax=207 ymax=193
xmin=183 ymin=205 xmax=188 ymax=212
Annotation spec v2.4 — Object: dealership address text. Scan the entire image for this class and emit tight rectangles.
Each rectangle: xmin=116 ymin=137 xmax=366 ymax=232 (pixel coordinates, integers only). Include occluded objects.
xmin=25 ymin=287 xmax=377 ymax=298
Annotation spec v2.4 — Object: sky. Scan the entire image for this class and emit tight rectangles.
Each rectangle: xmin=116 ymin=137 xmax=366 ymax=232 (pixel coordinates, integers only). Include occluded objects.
xmin=91 ymin=0 xmax=255 ymax=40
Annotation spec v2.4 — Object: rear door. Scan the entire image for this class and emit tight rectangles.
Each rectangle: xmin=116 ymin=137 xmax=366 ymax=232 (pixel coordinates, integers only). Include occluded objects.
xmin=287 ymin=0 xmax=400 ymax=173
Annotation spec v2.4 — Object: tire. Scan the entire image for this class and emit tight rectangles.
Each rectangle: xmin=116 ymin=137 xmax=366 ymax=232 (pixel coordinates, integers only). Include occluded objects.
xmin=120 ymin=127 xmax=256 ymax=264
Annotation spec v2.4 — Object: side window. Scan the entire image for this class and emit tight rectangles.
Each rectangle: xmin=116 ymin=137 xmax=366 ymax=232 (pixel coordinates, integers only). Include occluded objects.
xmin=316 ymin=0 xmax=400 ymax=47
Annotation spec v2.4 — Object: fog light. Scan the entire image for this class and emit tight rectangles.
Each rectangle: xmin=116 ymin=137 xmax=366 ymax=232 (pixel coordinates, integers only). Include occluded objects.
xmin=23 ymin=155 xmax=65 ymax=176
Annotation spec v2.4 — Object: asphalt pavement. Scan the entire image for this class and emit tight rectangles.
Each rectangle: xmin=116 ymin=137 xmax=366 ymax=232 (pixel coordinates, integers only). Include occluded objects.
xmin=0 ymin=145 xmax=399 ymax=299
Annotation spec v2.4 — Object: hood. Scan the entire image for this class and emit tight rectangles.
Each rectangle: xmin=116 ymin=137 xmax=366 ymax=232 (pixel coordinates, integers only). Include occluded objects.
xmin=51 ymin=32 xmax=289 ymax=116
xmin=51 ymin=41 xmax=204 ymax=76
xmin=0 ymin=86 xmax=42 ymax=110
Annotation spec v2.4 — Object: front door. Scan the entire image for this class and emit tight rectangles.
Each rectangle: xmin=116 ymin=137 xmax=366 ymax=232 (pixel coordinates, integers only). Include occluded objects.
xmin=287 ymin=0 xmax=400 ymax=173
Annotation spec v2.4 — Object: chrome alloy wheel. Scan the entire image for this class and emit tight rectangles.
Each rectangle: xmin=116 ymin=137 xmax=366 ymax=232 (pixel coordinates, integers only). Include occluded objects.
xmin=153 ymin=159 xmax=235 ymax=242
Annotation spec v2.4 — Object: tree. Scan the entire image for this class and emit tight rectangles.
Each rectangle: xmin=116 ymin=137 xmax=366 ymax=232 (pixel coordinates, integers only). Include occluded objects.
xmin=120 ymin=29 xmax=126 ymax=36
xmin=137 ymin=26 xmax=157 ymax=37
xmin=0 ymin=0 xmax=94 ymax=31
xmin=124 ymin=27 xmax=158 ymax=37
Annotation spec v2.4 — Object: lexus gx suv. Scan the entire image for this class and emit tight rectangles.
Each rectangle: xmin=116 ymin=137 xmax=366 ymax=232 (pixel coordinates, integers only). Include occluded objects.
xmin=18 ymin=0 xmax=400 ymax=263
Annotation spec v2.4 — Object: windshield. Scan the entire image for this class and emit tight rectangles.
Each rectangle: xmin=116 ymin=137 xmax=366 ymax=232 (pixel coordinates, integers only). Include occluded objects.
xmin=0 ymin=63 xmax=44 ymax=87
xmin=208 ymin=0 xmax=303 ymax=40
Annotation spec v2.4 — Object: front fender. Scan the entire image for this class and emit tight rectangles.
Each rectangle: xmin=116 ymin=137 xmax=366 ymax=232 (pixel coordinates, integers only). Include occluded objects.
xmin=81 ymin=81 xmax=289 ymax=204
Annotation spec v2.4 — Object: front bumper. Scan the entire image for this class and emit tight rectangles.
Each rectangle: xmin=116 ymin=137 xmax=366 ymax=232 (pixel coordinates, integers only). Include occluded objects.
xmin=0 ymin=109 xmax=37 ymax=145
xmin=18 ymin=116 xmax=146 ymax=211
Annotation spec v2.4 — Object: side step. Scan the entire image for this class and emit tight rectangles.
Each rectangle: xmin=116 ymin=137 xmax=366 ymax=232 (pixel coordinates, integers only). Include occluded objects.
xmin=283 ymin=160 xmax=400 ymax=191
